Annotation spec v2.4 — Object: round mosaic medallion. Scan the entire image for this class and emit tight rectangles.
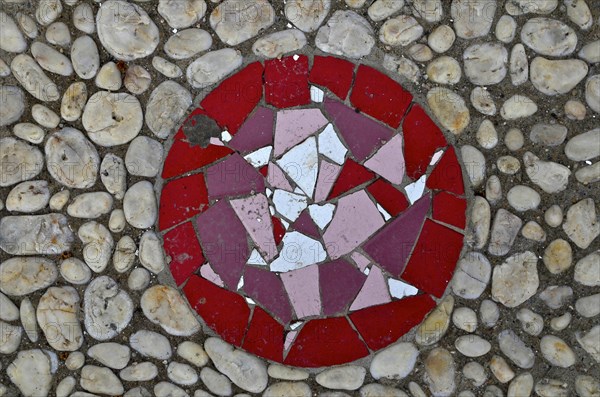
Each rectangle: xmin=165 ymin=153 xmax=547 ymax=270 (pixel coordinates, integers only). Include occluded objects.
xmin=159 ymin=56 xmax=467 ymax=368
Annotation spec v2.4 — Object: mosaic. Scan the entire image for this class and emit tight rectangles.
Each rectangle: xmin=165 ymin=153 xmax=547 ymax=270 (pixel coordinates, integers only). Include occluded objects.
xmin=159 ymin=55 xmax=467 ymax=367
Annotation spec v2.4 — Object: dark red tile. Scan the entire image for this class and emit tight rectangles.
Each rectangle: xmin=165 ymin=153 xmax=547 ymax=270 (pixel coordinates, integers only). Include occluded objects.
xmin=163 ymin=222 xmax=204 ymax=286
xmin=259 ymin=165 xmax=268 ymax=177
xmin=349 ymin=295 xmax=436 ymax=350
xmin=243 ymin=267 xmax=293 ymax=325
xmin=308 ymin=56 xmax=354 ymax=100
xmin=284 ymin=317 xmax=369 ymax=367
xmin=319 ymin=259 xmax=366 ymax=316
xmin=200 ymin=62 xmax=264 ymax=134
xmin=403 ymin=104 xmax=448 ymax=180
xmin=367 ymin=179 xmax=409 ymax=217
xmin=243 ymin=307 xmax=284 ymax=362
xmin=401 ymin=219 xmax=464 ymax=298
xmin=328 ymin=159 xmax=376 ymax=200
xmin=272 ymin=216 xmax=285 ymax=246
xmin=265 ymin=55 xmax=310 ymax=108
xmin=205 ymin=153 xmax=265 ymax=200
xmin=162 ymin=129 xmax=233 ymax=179
xmin=350 ymin=65 xmax=413 ymax=128
xmin=159 ymin=173 xmax=208 ymax=231
xmin=291 ymin=210 xmax=320 ymax=240
xmin=433 ymin=191 xmax=467 ymax=229
xmin=426 ymin=147 xmax=465 ymax=196
xmin=183 ymin=275 xmax=250 ymax=346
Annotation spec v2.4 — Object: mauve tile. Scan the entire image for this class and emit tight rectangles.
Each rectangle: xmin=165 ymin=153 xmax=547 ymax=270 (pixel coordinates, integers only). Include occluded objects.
xmin=364 ymin=134 xmax=405 ymax=185
xmin=196 ymin=199 xmax=249 ymax=289
xmin=231 ymin=194 xmax=277 ymax=261
xmin=273 ymin=109 xmax=328 ymax=156
xmin=350 ymin=266 xmax=391 ymax=311
xmin=426 ymin=147 xmax=465 ymax=196
xmin=433 ymin=191 xmax=467 ymax=229
xmin=162 ymin=222 xmax=204 ymax=286
xmin=319 ymin=258 xmax=366 ymax=316
xmin=205 ymin=153 xmax=265 ymax=199
xmin=159 ymin=173 xmax=208 ymax=231
xmin=362 ymin=193 xmax=431 ymax=278
xmin=229 ymin=107 xmax=275 ymax=153
xmin=265 ymin=55 xmax=311 ymax=108
xmin=291 ymin=210 xmax=320 ymax=240
xmin=323 ymin=190 xmax=385 ymax=259
xmin=308 ymin=56 xmax=355 ymax=100
xmin=314 ymin=160 xmax=342 ymax=202
xmin=243 ymin=266 xmax=293 ymax=325
xmin=243 ymin=307 xmax=284 ymax=362
xmin=324 ymin=98 xmax=394 ymax=162
xmin=366 ymin=179 xmax=409 ymax=217
xmin=327 ymin=159 xmax=375 ymax=200
xmin=281 ymin=265 xmax=321 ymax=318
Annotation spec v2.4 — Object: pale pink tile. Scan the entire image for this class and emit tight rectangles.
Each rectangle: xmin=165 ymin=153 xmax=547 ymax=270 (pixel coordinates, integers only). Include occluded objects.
xmin=274 ymin=109 xmax=328 ymax=156
xmin=231 ymin=194 xmax=277 ymax=260
xmin=314 ymin=159 xmax=342 ymax=202
xmin=364 ymin=134 xmax=405 ymax=185
xmin=281 ymin=265 xmax=321 ymax=318
xmin=350 ymin=266 xmax=391 ymax=311
xmin=267 ymin=162 xmax=294 ymax=192
xmin=200 ymin=264 xmax=225 ymax=287
xmin=351 ymin=251 xmax=371 ymax=271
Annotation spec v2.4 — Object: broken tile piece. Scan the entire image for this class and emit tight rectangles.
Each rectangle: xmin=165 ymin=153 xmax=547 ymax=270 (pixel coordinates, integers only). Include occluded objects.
xmin=270 ymin=231 xmax=327 ymax=272
xmin=308 ymin=203 xmax=335 ymax=229
xmin=314 ymin=160 xmax=342 ymax=202
xmin=364 ymin=134 xmax=405 ymax=184
xmin=310 ymin=86 xmax=324 ymax=102
xmin=405 ymin=175 xmax=427 ymax=204
xmin=229 ymin=107 xmax=275 ymax=153
xmin=318 ymin=124 xmax=348 ymax=165
xmin=200 ymin=264 xmax=225 ymax=287
xmin=291 ymin=210 xmax=320 ymax=240
xmin=272 ymin=190 xmax=308 ymax=222
xmin=243 ymin=266 xmax=293 ymax=324
xmin=247 ymin=249 xmax=268 ymax=266
xmin=281 ymin=265 xmax=321 ymax=318
xmin=350 ymin=266 xmax=391 ymax=311
xmin=319 ymin=259 xmax=366 ymax=316
xmin=230 ymin=194 xmax=276 ymax=260
xmin=276 ymin=137 xmax=318 ymax=198
xmin=388 ymin=278 xmax=419 ymax=299
xmin=351 ymin=252 xmax=371 ymax=272
xmin=244 ymin=146 xmax=272 ymax=168
xmin=205 ymin=153 xmax=265 ymax=199
xmin=366 ymin=179 xmax=409 ymax=217
xmin=265 ymin=55 xmax=311 ymax=108
xmin=274 ymin=109 xmax=328 ymax=156
xmin=267 ymin=162 xmax=293 ymax=192
xmin=323 ymin=190 xmax=385 ymax=259
xmin=327 ymin=159 xmax=376 ymax=200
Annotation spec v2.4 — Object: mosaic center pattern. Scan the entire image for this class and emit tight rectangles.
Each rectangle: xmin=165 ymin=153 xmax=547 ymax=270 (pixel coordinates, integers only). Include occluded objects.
xmin=159 ymin=55 xmax=467 ymax=367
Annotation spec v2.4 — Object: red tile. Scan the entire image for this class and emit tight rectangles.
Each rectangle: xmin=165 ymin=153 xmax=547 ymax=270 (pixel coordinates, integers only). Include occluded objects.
xmin=433 ymin=191 xmax=467 ymax=229
xmin=183 ymin=275 xmax=250 ymax=346
xmin=328 ymin=159 xmax=376 ymax=200
xmin=201 ymin=62 xmax=264 ymax=134
xmin=259 ymin=165 xmax=268 ymax=177
xmin=159 ymin=173 xmax=208 ymax=231
xmin=162 ymin=129 xmax=233 ymax=179
xmin=265 ymin=55 xmax=310 ymax=108
xmin=403 ymin=104 xmax=448 ymax=180
xmin=284 ymin=317 xmax=369 ymax=367
xmin=272 ymin=216 xmax=285 ymax=246
xmin=350 ymin=65 xmax=413 ymax=128
xmin=426 ymin=147 xmax=465 ymax=196
xmin=242 ymin=307 xmax=284 ymax=363
xmin=367 ymin=179 xmax=409 ymax=217
xmin=401 ymin=219 xmax=464 ymax=298
xmin=349 ymin=295 xmax=436 ymax=350
xmin=163 ymin=222 xmax=204 ymax=285
xmin=308 ymin=56 xmax=355 ymax=100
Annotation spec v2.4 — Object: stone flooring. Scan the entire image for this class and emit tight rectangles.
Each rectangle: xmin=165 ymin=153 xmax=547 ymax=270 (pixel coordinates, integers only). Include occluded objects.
xmin=0 ymin=0 xmax=599 ymax=396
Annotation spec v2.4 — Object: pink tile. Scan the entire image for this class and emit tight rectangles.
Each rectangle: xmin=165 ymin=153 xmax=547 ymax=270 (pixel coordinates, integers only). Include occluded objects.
xmin=314 ymin=160 xmax=342 ymax=202
xmin=350 ymin=267 xmax=391 ymax=311
xmin=231 ymin=194 xmax=277 ymax=261
xmin=351 ymin=251 xmax=371 ymax=271
xmin=274 ymin=109 xmax=328 ymax=156
xmin=364 ymin=134 xmax=405 ymax=185
xmin=200 ymin=264 xmax=225 ymax=288
xmin=281 ymin=265 xmax=321 ymax=318
xmin=323 ymin=190 xmax=385 ymax=259
xmin=267 ymin=162 xmax=294 ymax=192
xmin=284 ymin=330 xmax=299 ymax=352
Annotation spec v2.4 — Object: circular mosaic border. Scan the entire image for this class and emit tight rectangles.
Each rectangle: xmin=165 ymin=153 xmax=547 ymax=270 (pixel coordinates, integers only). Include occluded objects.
xmin=158 ymin=55 xmax=467 ymax=367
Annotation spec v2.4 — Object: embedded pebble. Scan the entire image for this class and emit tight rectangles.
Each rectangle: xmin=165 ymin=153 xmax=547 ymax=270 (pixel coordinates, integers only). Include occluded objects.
xmin=0 ymin=87 xmax=25 ymax=127
xmin=81 ymin=365 xmax=124 ymax=395
xmin=476 ymin=120 xmax=498 ymax=149
xmin=139 ymin=231 xmax=166 ymax=274
xmin=521 ymin=221 xmax=547 ymax=244
xmin=490 ymin=355 xmax=515 ymax=383
xmin=123 ymin=181 xmax=157 ymax=229
xmin=88 ymin=343 xmax=130 ymax=370
xmin=504 ymin=128 xmax=524 ymax=151
xmin=146 ymin=81 xmax=192 ymax=139
xmin=167 ymin=362 xmax=198 ymax=386
xmin=100 ymin=154 xmax=127 ymax=200
xmin=455 ymin=335 xmax=491 ymax=357
xmin=36 ymin=0 xmax=62 ymax=25
xmin=524 ymin=151 xmax=571 ymax=193
xmin=120 ymin=362 xmax=159 ymax=382
xmin=0 ymin=292 xmax=19 ymax=321
xmin=210 ymin=0 xmax=275 ymax=46
xmin=0 ymin=58 xmax=9 ymax=77
xmin=586 ymin=75 xmax=600 ymax=113
xmin=153 ymin=56 xmax=183 ymax=78
xmin=109 ymin=209 xmax=126 ymax=233
xmin=78 ymin=221 xmax=113 ymax=273
xmin=253 ymin=29 xmax=307 ymax=58
xmin=16 ymin=12 xmax=38 ymax=39
xmin=383 ymin=54 xmax=421 ymax=83
xmin=416 ymin=295 xmax=453 ymax=346
xmin=264 ymin=382 xmax=311 ymax=397
xmin=155 ymin=382 xmax=188 ymax=397
xmin=97 ymin=0 xmax=159 ymax=60
xmin=495 ymin=15 xmax=516 ymax=42
xmin=268 ymin=365 xmax=309 ymax=381
xmin=49 ymin=190 xmax=69 ymax=211
xmin=165 ymin=29 xmax=212 ymax=60
xmin=579 ymin=40 xmax=600 ymax=63
xmin=125 ymin=65 xmax=152 ymax=95
xmin=370 ymin=343 xmax=418 ymax=380
xmin=575 ymin=375 xmax=600 ymax=397
xmin=67 ymin=192 xmax=113 ymax=219
xmin=498 ymin=329 xmax=535 ymax=369
xmin=574 ymin=251 xmax=600 ymax=286
xmin=95 ymin=62 xmax=122 ymax=91
xmin=424 ymin=347 xmax=455 ymax=397
xmin=30 ymin=42 xmax=73 ymax=76
xmin=131 ymin=330 xmax=172 ymax=360
xmin=46 ymin=22 xmax=71 ymax=47
xmin=539 ymin=285 xmax=573 ymax=309
xmin=37 ymin=286 xmax=83 ymax=351
xmin=60 ymin=257 xmax=92 ymax=285
xmin=84 ymin=276 xmax=133 ymax=340
xmin=427 ymin=87 xmax=470 ymax=135
xmin=521 ymin=18 xmax=577 ymax=56
xmin=73 ymin=3 xmax=95 ymax=34
xmin=379 ymin=15 xmax=423 ymax=47
xmin=128 ymin=268 xmax=150 ymax=291
xmin=315 ymin=11 xmax=374 ymax=58
xmin=507 ymin=185 xmax=540 ymax=212
xmin=13 ymin=122 xmax=44 ymax=145
xmin=497 ymin=155 xmax=520 ymax=175
xmin=566 ymin=0 xmax=593 ymax=29
xmin=488 ymin=209 xmax=522 ymax=256
xmin=564 ymin=100 xmax=587 ymax=120
xmin=427 ymin=25 xmax=455 ymax=53
xmin=11 ymin=55 xmax=60 ymax=102
xmin=6 ymin=350 xmax=53 ymax=396
xmin=82 ymin=91 xmax=143 ymax=146
xmin=187 ymin=49 xmax=243 ymax=89
xmin=470 ymin=87 xmax=496 ymax=116
xmin=540 ymin=335 xmax=576 ymax=367
xmin=452 ymin=251 xmax=490 ymax=299
xmin=71 ymin=36 xmax=100 ymax=79
xmin=562 ymin=198 xmax=600 ymax=249
xmin=159 ymin=0 xmax=207 ymax=29
xmin=451 ymin=0 xmax=496 ymax=39
xmin=177 ymin=341 xmax=210 ymax=368
xmin=508 ymin=373 xmax=534 ymax=397
xmin=0 ymin=12 xmax=27 ymax=53
xmin=125 ymin=136 xmax=163 ymax=177
xmin=0 ymin=321 xmax=22 ymax=354
xmin=316 ymin=366 xmax=366 ymax=390
xmin=462 ymin=362 xmax=486 ymax=388
xmin=501 ymin=95 xmax=538 ymax=119
xmin=576 ymin=293 xmax=600 ymax=317
xmin=20 ymin=299 xmax=38 ymax=343
xmin=516 ymin=308 xmax=544 ymax=336
xmin=408 ymin=44 xmax=433 ymax=62
xmin=550 ymin=312 xmax=572 ymax=332
xmin=461 ymin=145 xmax=485 ymax=187
xmin=45 ymin=128 xmax=99 ymax=189
xmin=201 ymin=367 xmax=231 ymax=395
xmin=66 ymin=351 xmax=85 ymax=371
xmin=530 ymin=57 xmax=588 ymax=96
xmin=141 ymin=285 xmax=200 ymax=335
xmin=452 ymin=307 xmax=477 ymax=333
xmin=426 ymin=56 xmax=461 ymax=85
xmin=576 ymin=325 xmax=600 ymax=362
xmin=543 ymin=239 xmax=572 ymax=274
xmin=285 ymin=0 xmax=331 ymax=32
xmin=565 ymin=128 xmax=600 ymax=161
xmin=367 ymin=0 xmax=403 ymax=22
xmin=56 ymin=376 xmax=76 ymax=397
xmin=61 ymin=82 xmax=87 ymax=122
xmin=480 ymin=299 xmax=500 ymax=328
xmin=492 ymin=251 xmax=539 ymax=307
xmin=509 ymin=44 xmax=528 ymax=86
xmin=113 ymin=236 xmax=136 ymax=273
xmin=0 ymin=214 xmax=73 ymax=255
xmin=575 ymin=161 xmax=600 ymax=184
xmin=530 ymin=123 xmax=568 ymax=147
xmin=463 ymin=43 xmax=508 ymax=85
xmin=6 ymin=180 xmax=50 ymax=212
xmin=204 ymin=337 xmax=268 ymax=393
